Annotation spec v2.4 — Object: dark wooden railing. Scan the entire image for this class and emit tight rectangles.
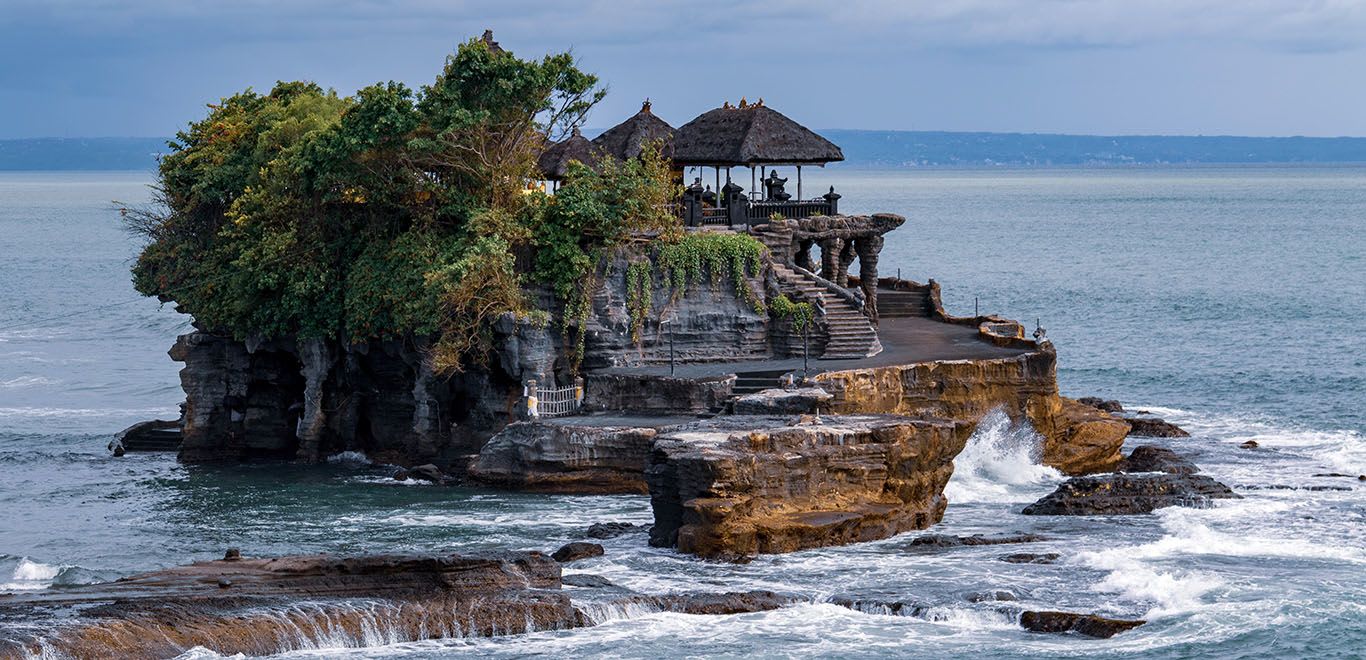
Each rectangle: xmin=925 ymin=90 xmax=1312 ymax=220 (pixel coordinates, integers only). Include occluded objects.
xmin=676 ymin=186 xmax=842 ymax=228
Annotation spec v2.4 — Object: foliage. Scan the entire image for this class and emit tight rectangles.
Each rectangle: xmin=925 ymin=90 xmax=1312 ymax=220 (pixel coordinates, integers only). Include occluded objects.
xmin=126 ymin=35 xmax=606 ymax=373
xmin=533 ymin=141 xmax=679 ymax=367
xmin=655 ymin=232 xmax=768 ymax=314
xmin=625 ymin=260 xmax=653 ymax=343
xmin=770 ymin=294 xmax=815 ymax=334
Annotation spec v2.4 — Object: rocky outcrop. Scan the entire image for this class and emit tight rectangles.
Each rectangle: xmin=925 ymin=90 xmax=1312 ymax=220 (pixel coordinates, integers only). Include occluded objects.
xmin=1018 ymin=610 xmax=1146 ymax=638
xmin=1000 ymin=552 xmax=1060 ymax=564
xmin=1118 ymin=445 xmax=1198 ymax=475
xmin=645 ymin=414 xmax=972 ymax=559
xmin=0 ymin=552 xmax=572 ymax=657
xmin=732 ymin=387 xmax=833 ymax=415
xmin=1124 ymin=416 xmax=1191 ymax=438
xmin=1022 ymin=473 xmax=1239 ymax=515
xmin=0 ymin=552 xmax=814 ymax=658
xmin=551 ymin=542 xmax=604 ymax=563
xmin=468 ymin=420 xmax=660 ymax=494
xmin=584 ymin=373 xmax=734 ymax=414
xmin=585 ymin=522 xmax=641 ymax=539
xmin=1077 ymin=397 xmax=1124 ymax=414
xmin=815 ymin=348 xmax=1128 ymax=475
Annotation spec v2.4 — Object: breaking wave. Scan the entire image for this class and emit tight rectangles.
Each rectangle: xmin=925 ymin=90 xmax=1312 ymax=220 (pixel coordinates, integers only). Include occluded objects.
xmin=944 ymin=408 xmax=1062 ymax=504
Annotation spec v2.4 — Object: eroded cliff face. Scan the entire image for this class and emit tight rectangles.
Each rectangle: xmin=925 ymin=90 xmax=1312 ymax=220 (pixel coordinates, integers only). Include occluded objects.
xmin=813 ymin=346 xmax=1128 ymax=475
xmin=645 ymin=414 xmax=973 ymax=559
xmin=467 ymin=420 xmax=660 ymax=494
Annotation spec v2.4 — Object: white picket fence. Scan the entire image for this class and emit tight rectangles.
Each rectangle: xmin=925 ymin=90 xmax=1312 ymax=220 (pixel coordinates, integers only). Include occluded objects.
xmin=525 ymin=378 xmax=584 ymax=418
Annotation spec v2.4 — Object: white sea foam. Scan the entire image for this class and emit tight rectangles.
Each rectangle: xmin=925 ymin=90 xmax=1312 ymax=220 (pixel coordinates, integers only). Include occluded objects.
xmin=944 ymin=408 xmax=1062 ymax=504
xmin=0 ymin=376 xmax=59 ymax=389
xmin=0 ymin=557 xmax=62 ymax=592
xmin=325 ymin=451 xmax=372 ymax=465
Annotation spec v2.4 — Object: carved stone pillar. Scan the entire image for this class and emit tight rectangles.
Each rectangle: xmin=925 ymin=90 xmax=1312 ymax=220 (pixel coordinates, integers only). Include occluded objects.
xmin=855 ymin=235 xmax=884 ymax=323
xmin=836 ymin=240 xmax=857 ymax=286
xmin=819 ymin=237 xmax=844 ymax=281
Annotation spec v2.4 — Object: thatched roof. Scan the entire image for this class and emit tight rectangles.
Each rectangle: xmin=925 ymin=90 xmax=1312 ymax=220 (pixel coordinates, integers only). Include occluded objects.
xmin=537 ymin=128 xmax=600 ymax=180
xmin=592 ymin=100 xmax=675 ymax=161
xmin=672 ymin=101 xmax=844 ymax=167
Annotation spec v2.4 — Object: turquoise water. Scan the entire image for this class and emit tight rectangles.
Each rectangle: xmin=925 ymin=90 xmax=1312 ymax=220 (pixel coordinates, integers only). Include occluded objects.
xmin=1 ymin=168 xmax=1363 ymax=657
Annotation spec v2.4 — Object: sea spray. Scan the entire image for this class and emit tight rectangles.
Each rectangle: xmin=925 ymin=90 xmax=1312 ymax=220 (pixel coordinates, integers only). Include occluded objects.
xmin=944 ymin=408 xmax=1062 ymax=504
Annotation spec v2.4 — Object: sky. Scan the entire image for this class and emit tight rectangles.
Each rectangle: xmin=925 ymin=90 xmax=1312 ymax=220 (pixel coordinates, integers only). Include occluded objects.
xmin=3 ymin=0 xmax=1366 ymax=139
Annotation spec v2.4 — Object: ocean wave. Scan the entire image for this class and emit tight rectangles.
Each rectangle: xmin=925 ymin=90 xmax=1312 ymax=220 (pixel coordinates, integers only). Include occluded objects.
xmin=0 ymin=376 xmax=60 ymax=389
xmin=0 ymin=555 xmax=104 ymax=593
xmin=944 ymin=408 xmax=1062 ymax=504
xmin=0 ymin=406 xmax=175 ymax=419
xmin=1125 ymin=404 xmax=1365 ymax=475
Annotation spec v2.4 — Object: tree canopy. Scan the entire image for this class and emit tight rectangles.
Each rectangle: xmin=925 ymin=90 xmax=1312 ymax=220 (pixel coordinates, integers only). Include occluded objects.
xmin=128 ymin=34 xmax=679 ymax=372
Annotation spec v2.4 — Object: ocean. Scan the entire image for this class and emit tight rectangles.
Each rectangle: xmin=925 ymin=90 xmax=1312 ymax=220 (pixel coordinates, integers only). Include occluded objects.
xmin=1 ymin=167 xmax=1362 ymax=658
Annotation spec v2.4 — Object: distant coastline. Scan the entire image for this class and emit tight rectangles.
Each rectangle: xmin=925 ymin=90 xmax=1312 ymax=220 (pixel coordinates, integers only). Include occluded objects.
xmin=8 ymin=131 xmax=1366 ymax=171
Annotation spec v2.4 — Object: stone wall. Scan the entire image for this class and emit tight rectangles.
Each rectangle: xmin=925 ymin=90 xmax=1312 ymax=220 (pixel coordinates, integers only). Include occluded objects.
xmin=583 ymin=373 xmax=735 ymax=415
xmin=468 ymin=420 xmax=660 ymax=493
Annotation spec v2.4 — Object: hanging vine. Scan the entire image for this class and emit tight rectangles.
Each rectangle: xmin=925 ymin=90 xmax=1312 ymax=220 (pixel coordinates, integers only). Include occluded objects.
xmin=770 ymin=294 xmax=815 ymax=333
xmin=655 ymin=233 xmax=767 ymax=314
xmin=625 ymin=259 xmax=653 ymax=343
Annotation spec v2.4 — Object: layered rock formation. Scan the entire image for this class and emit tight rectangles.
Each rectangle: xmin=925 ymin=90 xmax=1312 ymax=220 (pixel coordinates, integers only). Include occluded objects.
xmin=468 ymin=419 xmax=662 ymax=493
xmin=645 ymin=414 xmax=972 ymax=559
xmin=814 ymin=346 xmax=1129 ymax=475
xmin=1022 ymin=473 xmax=1239 ymax=515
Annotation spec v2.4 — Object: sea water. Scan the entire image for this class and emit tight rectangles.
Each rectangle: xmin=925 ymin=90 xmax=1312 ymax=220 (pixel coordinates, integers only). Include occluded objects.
xmin=0 ymin=167 xmax=1362 ymax=658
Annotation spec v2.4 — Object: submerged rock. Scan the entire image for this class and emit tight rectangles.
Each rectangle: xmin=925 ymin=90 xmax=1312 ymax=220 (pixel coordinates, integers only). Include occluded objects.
xmin=965 ymin=590 xmax=1018 ymax=603
xmin=552 ymin=542 xmax=605 ymax=563
xmin=1240 ymin=440 xmax=1259 ymax=449
xmin=1124 ymin=417 xmax=1190 ymax=438
xmin=645 ymin=414 xmax=972 ymax=558
xmin=1117 ymin=445 xmax=1199 ymax=475
xmin=1019 ymin=610 xmax=1146 ymax=638
xmin=585 ymin=522 xmax=640 ymax=539
xmin=1000 ymin=552 xmax=1060 ymax=564
xmin=909 ymin=533 xmax=1048 ymax=548
xmin=1022 ymin=473 xmax=1239 ymax=516
xmin=408 ymin=464 xmax=446 ymax=483
xmin=561 ymin=573 xmax=618 ymax=589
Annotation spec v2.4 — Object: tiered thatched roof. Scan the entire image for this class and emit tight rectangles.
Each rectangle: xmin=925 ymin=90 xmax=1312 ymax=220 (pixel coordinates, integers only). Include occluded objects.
xmin=537 ymin=128 xmax=600 ymax=180
xmin=592 ymin=100 xmax=675 ymax=161
xmin=672 ymin=101 xmax=844 ymax=167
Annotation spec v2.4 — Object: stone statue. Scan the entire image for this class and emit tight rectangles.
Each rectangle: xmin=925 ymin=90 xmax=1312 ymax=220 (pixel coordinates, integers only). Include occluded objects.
xmin=764 ymin=171 xmax=791 ymax=201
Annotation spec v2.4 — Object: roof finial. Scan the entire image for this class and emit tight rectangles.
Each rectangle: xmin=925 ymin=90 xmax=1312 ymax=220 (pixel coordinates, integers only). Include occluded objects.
xmin=756 ymin=97 xmax=764 ymax=107
xmin=723 ymin=100 xmax=733 ymax=109
xmin=739 ymin=97 xmax=748 ymax=108
xmin=479 ymin=29 xmax=503 ymax=53
xmin=641 ymin=98 xmax=652 ymax=114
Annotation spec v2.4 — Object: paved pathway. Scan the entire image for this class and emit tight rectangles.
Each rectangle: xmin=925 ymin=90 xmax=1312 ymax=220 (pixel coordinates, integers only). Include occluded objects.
xmin=599 ymin=316 xmax=1031 ymax=379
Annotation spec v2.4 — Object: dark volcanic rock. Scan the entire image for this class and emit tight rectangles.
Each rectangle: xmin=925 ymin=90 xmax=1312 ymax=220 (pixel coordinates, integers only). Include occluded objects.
xmin=965 ymin=590 xmax=1018 ymax=603
xmin=1019 ymin=610 xmax=1146 ymax=638
xmin=1118 ymin=445 xmax=1199 ymax=475
xmin=1077 ymin=397 xmax=1124 ymax=414
xmin=732 ymin=387 xmax=833 ymax=415
xmin=585 ymin=522 xmax=640 ymax=539
xmin=1240 ymin=440 xmax=1259 ymax=449
xmin=909 ymin=533 xmax=1048 ymax=548
xmin=562 ymin=574 xmax=618 ymax=589
xmin=1023 ymin=473 xmax=1239 ymax=516
xmin=552 ymin=542 xmax=605 ymax=563
xmin=1000 ymin=552 xmax=1061 ymax=564
xmin=829 ymin=596 xmax=930 ymax=617
xmin=408 ymin=464 xmax=445 ymax=483
xmin=1124 ymin=416 xmax=1190 ymax=438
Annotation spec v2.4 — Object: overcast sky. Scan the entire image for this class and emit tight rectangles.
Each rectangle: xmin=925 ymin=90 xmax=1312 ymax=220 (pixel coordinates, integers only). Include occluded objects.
xmin=4 ymin=0 xmax=1366 ymax=139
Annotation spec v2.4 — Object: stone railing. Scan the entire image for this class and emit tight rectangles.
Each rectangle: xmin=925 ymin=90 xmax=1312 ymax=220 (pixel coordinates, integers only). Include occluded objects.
xmin=790 ymin=264 xmax=865 ymax=311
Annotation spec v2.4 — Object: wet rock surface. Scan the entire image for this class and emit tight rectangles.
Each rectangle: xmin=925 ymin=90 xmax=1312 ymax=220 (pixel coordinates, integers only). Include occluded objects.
xmin=551 ymin=542 xmax=605 ymax=563
xmin=1117 ymin=445 xmax=1199 ymax=475
xmin=1023 ymin=473 xmax=1240 ymax=515
xmin=909 ymin=532 xmax=1049 ymax=548
xmin=1000 ymin=552 xmax=1061 ymax=564
xmin=1077 ymin=397 xmax=1124 ymax=414
xmin=468 ymin=420 xmax=660 ymax=494
xmin=1124 ymin=416 xmax=1191 ymax=438
xmin=1018 ymin=610 xmax=1146 ymax=638
xmin=585 ymin=522 xmax=641 ymax=539
xmin=646 ymin=414 xmax=972 ymax=558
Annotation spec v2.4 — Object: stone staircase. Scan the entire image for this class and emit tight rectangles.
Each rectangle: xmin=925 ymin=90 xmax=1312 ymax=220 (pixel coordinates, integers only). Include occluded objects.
xmin=772 ymin=264 xmax=882 ymax=360
xmin=877 ymin=288 xmax=933 ymax=318
xmin=732 ymin=368 xmax=790 ymax=395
